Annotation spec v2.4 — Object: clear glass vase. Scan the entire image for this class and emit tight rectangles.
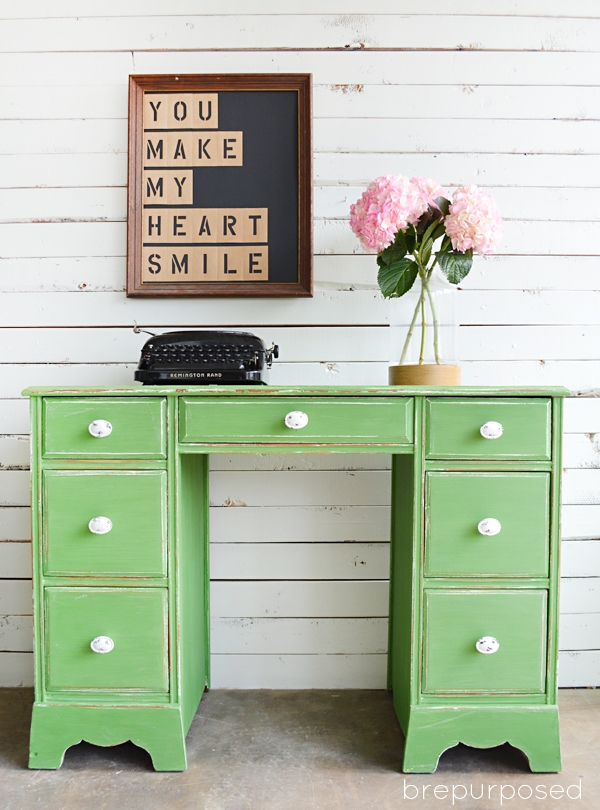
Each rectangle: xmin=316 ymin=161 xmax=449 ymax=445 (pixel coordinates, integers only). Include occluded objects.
xmin=388 ymin=267 xmax=459 ymax=374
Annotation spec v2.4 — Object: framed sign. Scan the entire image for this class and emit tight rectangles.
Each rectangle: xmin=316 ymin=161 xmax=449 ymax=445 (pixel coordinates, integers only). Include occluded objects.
xmin=127 ymin=74 xmax=312 ymax=297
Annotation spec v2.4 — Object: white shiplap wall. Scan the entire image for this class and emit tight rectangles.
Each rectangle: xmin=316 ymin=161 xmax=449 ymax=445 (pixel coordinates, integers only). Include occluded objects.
xmin=1 ymin=1 xmax=599 ymax=688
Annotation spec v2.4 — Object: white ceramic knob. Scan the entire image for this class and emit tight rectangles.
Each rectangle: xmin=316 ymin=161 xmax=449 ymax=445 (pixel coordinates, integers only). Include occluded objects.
xmin=476 ymin=636 xmax=500 ymax=655
xmin=88 ymin=516 xmax=113 ymax=535
xmin=477 ymin=518 xmax=502 ymax=537
xmin=89 ymin=419 xmax=113 ymax=438
xmin=285 ymin=411 xmax=309 ymax=430
xmin=480 ymin=421 xmax=503 ymax=440
xmin=90 ymin=636 xmax=114 ymax=654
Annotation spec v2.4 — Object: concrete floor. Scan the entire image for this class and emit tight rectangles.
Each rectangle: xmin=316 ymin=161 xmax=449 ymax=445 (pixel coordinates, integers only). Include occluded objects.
xmin=1 ymin=689 xmax=598 ymax=810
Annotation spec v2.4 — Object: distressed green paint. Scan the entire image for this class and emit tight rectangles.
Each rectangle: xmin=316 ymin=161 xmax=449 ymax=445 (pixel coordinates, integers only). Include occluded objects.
xmin=43 ymin=470 xmax=167 ymax=577
xmin=179 ymin=396 xmax=414 ymax=445
xmin=401 ymin=706 xmax=561 ymax=773
xmin=29 ymin=705 xmax=186 ymax=771
xmin=177 ymin=453 xmax=210 ymax=731
xmin=422 ymin=590 xmax=547 ymax=694
xmin=25 ymin=385 xmax=566 ymax=773
xmin=425 ymin=472 xmax=550 ymax=577
xmin=425 ymin=397 xmax=552 ymax=460
xmin=45 ymin=588 xmax=169 ymax=691
xmin=42 ymin=397 xmax=167 ymax=458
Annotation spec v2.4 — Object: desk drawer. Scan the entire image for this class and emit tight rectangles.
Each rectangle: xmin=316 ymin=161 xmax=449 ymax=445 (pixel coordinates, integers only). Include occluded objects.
xmin=425 ymin=472 xmax=550 ymax=578
xmin=45 ymin=587 xmax=169 ymax=692
xmin=423 ymin=590 xmax=547 ymax=694
xmin=179 ymin=397 xmax=413 ymax=445
xmin=43 ymin=471 xmax=167 ymax=577
xmin=425 ymin=398 xmax=552 ymax=460
xmin=43 ymin=397 xmax=167 ymax=459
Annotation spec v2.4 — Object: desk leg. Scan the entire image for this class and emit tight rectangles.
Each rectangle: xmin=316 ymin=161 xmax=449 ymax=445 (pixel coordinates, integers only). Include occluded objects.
xmin=29 ymin=704 xmax=188 ymax=771
xmin=401 ymin=706 xmax=561 ymax=773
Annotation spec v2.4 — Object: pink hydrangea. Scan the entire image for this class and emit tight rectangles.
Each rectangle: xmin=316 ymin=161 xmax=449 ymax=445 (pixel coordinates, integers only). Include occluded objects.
xmin=445 ymin=185 xmax=503 ymax=255
xmin=349 ymin=175 xmax=446 ymax=253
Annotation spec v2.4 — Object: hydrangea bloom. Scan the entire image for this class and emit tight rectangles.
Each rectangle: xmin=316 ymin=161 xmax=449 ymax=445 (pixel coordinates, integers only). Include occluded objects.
xmin=349 ymin=175 xmax=446 ymax=253
xmin=445 ymin=185 xmax=503 ymax=255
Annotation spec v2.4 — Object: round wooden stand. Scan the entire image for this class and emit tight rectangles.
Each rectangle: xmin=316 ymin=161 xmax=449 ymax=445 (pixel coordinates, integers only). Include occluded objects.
xmin=388 ymin=363 xmax=461 ymax=386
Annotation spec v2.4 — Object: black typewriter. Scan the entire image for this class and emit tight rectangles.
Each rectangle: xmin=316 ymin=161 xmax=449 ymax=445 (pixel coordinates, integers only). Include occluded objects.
xmin=134 ymin=330 xmax=279 ymax=385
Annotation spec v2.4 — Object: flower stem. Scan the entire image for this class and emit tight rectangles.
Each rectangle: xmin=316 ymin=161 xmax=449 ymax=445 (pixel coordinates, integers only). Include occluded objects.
xmin=399 ymin=285 xmax=423 ymax=364
xmin=419 ymin=282 xmax=427 ymax=364
xmin=424 ymin=272 xmax=441 ymax=364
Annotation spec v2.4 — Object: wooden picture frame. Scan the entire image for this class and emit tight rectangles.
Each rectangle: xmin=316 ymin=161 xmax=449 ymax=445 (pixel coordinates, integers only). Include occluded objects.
xmin=127 ymin=73 xmax=312 ymax=297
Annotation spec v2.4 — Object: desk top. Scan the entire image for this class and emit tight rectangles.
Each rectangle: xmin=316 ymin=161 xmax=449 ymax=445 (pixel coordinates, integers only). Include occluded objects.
xmin=22 ymin=385 xmax=571 ymax=397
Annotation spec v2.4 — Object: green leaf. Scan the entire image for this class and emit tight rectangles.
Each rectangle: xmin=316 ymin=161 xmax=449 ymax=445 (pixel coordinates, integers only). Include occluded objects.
xmin=431 ymin=221 xmax=447 ymax=242
xmin=436 ymin=249 xmax=473 ymax=284
xmin=419 ymin=237 xmax=433 ymax=268
xmin=392 ymin=228 xmax=407 ymax=255
xmin=404 ymin=227 xmax=417 ymax=255
xmin=434 ymin=196 xmax=450 ymax=216
xmin=377 ymin=257 xmax=418 ymax=298
xmin=422 ymin=218 xmax=441 ymax=247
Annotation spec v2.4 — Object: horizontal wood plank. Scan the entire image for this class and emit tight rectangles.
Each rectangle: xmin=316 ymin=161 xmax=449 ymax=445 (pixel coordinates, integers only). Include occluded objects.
xmin=0 ymin=14 xmax=598 ymax=53
xmin=4 ymin=120 xmax=600 ymax=161
xmin=562 ymin=434 xmax=600 ymax=468
xmin=5 ymin=324 xmax=600 ymax=366
xmin=560 ymin=614 xmax=600 ymax=652
xmin=0 ymin=402 xmax=31 ymax=435
xmin=563 ymin=469 xmax=600 ymax=505
xmin=2 ymin=47 xmax=599 ymax=88
xmin=560 ymin=577 xmax=600 ymax=614
xmin=0 ymin=615 xmax=33 ymax=652
xmin=5 ymin=290 xmax=600 ymax=329
xmin=562 ymin=541 xmax=600 ymax=578
xmin=210 ymin=471 xmax=391 ymax=508
xmin=558 ymin=651 xmax=600 ymax=687
xmin=5 ymin=185 xmax=600 ymax=226
xmin=0 ymin=436 xmax=29 ymax=470
xmin=4 ymin=255 xmax=600 ymax=293
xmin=0 ymin=542 xmax=31 ymax=578
xmin=0 ymin=471 xmax=30 ymax=507
xmin=5 ymin=83 xmax=600 ymax=123
xmin=563 ymin=505 xmax=600 ymax=540
xmin=4 ymin=218 xmax=600 ymax=258
xmin=0 ymin=580 xmax=32 ymax=615
xmin=6 ymin=2 xmax=600 ymax=19
xmin=0 ymin=508 xmax=30 ymax=541
xmin=210 ymin=543 xmax=390 ymax=580
xmin=0 ymin=291 xmax=387 ymax=327
xmin=210 ymin=617 xmax=387 ymax=655
xmin=564 ymin=399 xmax=600 ymax=433
xmin=316 ymin=153 xmax=600 ymax=189
xmin=210 ymin=506 xmax=391 ymax=544
xmin=0 ymin=652 xmax=33 ymax=687
xmin=210 ymin=580 xmax=389 ymax=618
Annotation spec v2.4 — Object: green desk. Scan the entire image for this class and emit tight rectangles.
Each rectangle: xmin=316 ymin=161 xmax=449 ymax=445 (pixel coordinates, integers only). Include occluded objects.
xmin=23 ymin=385 xmax=567 ymax=772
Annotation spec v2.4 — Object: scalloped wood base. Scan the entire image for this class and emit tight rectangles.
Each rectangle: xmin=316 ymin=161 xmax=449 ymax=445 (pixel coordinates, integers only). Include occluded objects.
xmin=28 ymin=704 xmax=188 ymax=771
xmin=399 ymin=705 xmax=561 ymax=773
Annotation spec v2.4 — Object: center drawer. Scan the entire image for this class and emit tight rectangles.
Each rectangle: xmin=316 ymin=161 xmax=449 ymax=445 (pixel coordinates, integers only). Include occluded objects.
xmin=43 ymin=471 xmax=167 ymax=577
xmin=179 ymin=397 xmax=414 ymax=445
